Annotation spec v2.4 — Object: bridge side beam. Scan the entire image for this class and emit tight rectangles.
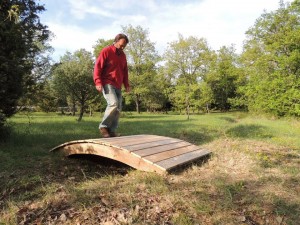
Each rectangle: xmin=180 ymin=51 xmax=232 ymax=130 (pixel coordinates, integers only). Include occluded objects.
xmin=57 ymin=143 xmax=167 ymax=174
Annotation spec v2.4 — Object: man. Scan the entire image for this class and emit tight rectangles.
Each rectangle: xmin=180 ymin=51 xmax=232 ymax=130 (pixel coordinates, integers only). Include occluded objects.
xmin=93 ymin=33 xmax=130 ymax=138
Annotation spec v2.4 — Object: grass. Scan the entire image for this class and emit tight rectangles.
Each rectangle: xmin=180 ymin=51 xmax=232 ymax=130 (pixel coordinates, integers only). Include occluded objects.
xmin=0 ymin=111 xmax=299 ymax=224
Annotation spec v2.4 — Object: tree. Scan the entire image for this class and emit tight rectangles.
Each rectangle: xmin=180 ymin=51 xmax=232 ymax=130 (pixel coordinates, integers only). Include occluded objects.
xmin=93 ymin=38 xmax=114 ymax=58
xmin=193 ymin=81 xmax=214 ymax=113
xmin=35 ymin=80 xmax=57 ymax=112
xmin=51 ymin=49 xmax=96 ymax=121
xmin=17 ymin=53 xmax=53 ymax=111
xmin=205 ymin=46 xmax=241 ymax=111
xmin=164 ymin=34 xmax=213 ymax=119
xmin=144 ymin=66 xmax=173 ymax=113
xmin=0 ymin=0 xmax=50 ymax=126
xmin=241 ymin=0 xmax=300 ymax=117
xmin=122 ymin=25 xmax=160 ymax=113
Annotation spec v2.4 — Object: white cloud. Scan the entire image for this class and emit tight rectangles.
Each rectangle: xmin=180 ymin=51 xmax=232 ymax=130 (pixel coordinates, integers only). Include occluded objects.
xmin=112 ymin=15 xmax=148 ymax=27
xmin=47 ymin=22 xmax=102 ymax=59
xmin=40 ymin=0 xmax=282 ymax=61
xmin=46 ymin=21 xmax=126 ymax=60
xmin=67 ymin=0 xmax=114 ymax=19
xmin=142 ymin=0 xmax=280 ymax=53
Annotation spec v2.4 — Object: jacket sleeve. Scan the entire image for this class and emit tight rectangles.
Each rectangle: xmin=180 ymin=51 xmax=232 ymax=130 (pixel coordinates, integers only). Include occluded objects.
xmin=93 ymin=50 xmax=105 ymax=86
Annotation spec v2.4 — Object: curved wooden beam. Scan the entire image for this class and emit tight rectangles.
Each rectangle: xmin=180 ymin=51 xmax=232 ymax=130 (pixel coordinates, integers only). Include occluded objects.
xmin=50 ymin=135 xmax=211 ymax=174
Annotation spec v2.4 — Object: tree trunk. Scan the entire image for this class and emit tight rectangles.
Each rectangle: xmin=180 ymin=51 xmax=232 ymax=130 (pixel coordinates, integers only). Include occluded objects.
xmin=186 ymin=93 xmax=190 ymax=120
xmin=72 ymin=101 xmax=76 ymax=116
xmin=89 ymin=105 xmax=92 ymax=116
xmin=186 ymin=104 xmax=190 ymax=120
xmin=135 ymin=94 xmax=141 ymax=114
xmin=78 ymin=105 xmax=84 ymax=121
xmin=206 ymin=103 xmax=210 ymax=113
xmin=78 ymin=100 xmax=85 ymax=121
xmin=136 ymin=101 xmax=140 ymax=114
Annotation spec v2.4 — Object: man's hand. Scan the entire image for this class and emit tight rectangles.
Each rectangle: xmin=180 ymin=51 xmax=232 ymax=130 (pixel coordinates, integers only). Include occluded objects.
xmin=96 ymin=85 xmax=102 ymax=92
xmin=125 ymin=86 xmax=131 ymax=93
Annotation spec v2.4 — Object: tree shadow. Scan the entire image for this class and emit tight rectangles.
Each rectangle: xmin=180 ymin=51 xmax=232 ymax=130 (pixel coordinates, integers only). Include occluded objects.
xmin=218 ymin=116 xmax=237 ymax=123
xmin=120 ymin=120 xmax=220 ymax=145
xmin=226 ymin=124 xmax=273 ymax=139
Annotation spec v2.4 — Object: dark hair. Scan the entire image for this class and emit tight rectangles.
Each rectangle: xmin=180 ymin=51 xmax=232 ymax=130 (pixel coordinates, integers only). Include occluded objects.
xmin=114 ymin=33 xmax=129 ymax=44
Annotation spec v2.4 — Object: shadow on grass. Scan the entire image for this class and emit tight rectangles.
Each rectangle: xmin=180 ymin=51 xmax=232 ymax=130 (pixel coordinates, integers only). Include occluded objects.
xmin=169 ymin=154 xmax=212 ymax=175
xmin=120 ymin=120 xmax=220 ymax=145
xmin=69 ymin=154 xmax=131 ymax=176
xmin=121 ymin=114 xmax=170 ymax=119
xmin=218 ymin=116 xmax=237 ymax=123
xmin=226 ymin=124 xmax=273 ymax=139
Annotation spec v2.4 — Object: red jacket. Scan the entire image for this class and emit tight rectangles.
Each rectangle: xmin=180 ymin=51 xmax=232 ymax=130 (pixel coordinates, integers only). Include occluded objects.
xmin=93 ymin=45 xmax=129 ymax=89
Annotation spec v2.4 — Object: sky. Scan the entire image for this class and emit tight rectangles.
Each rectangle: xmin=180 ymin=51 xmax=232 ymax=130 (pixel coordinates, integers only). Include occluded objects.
xmin=38 ymin=0 xmax=282 ymax=61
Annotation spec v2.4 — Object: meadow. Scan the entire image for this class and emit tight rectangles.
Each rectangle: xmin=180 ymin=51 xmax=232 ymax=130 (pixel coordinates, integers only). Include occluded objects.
xmin=0 ymin=111 xmax=299 ymax=225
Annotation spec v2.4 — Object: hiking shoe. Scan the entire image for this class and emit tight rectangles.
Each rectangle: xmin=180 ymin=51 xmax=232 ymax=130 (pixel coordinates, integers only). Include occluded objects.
xmin=109 ymin=132 xmax=121 ymax=137
xmin=100 ymin=128 xmax=110 ymax=138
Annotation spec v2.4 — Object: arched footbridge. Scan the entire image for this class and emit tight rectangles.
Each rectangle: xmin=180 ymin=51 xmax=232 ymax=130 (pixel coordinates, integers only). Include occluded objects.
xmin=50 ymin=135 xmax=211 ymax=174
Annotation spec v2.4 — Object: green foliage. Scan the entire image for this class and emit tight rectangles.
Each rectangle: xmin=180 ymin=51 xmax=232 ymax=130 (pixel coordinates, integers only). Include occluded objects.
xmin=92 ymin=38 xmax=114 ymax=58
xmin=164 ymin=34 xmax=214 ymax=117
xmin=196 ymin=81 xmax=214 ymax=112
xmin=205 ymin=46 xmax=242 ymax=111
xmin=122 ymin=24 xmax=161 ymax=113
xmin=17 ymin=55 xmax=54 ymax=112
xmin=35 ymin=81 xmax=58 ymax=112
xmin=51 ymin=49 xmax=98 ymax=121
xmin=241 ymin=0 xmax=300 ymax=117
xmin=0 ymin=0 xmax=50 ymax=125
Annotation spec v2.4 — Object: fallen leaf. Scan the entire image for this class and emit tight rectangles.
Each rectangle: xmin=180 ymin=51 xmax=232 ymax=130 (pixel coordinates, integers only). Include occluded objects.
xmin=237 ymin=216 xmax=246 ymax=222
xmin=59 ymin=213 xmax=67 ymax=222
xmin=102 ymin=222 xmax=114 ymax=225
xmin=134 ymin=205 xmax=140 ymax=214
xmin=101 ymin=197 xmax=109 ymax=206
xmin=276 ymin=216 xmax=283 ymax=224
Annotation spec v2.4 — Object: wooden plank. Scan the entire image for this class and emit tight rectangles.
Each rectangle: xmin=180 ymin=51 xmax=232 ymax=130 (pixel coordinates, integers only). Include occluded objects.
xmin=104 ymin=134 xmax=149 ymax=139
xmin=156 ymin=149 xmax=211 ymax=170
xmin=88 ymin=135 xmax=156 ymax=146
xmin=126 ymin=138 xmax=183 ymax=152
xmin=144 ymin=144 xmax=200 ymax=162
xmin=100 ymin=134 xmax=155 ymax=142
xmin=132 ymin=141 xmax=190 ymax=156
xmin=103 ymin=135 xmax=167 ymax=147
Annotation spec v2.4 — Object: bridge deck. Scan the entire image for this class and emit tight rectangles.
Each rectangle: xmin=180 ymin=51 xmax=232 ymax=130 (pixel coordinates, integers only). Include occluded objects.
xmin=50 ymin=135 xmax=211 ymax=174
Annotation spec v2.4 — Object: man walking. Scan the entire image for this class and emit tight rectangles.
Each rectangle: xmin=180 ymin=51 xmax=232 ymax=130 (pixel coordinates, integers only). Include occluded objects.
xmin=93 ymin=34 xmax=130 ymax=138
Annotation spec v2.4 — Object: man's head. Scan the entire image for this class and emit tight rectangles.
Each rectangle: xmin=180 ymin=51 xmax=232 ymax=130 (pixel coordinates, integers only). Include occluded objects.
xmin=114 ymin=33 xmax=129 ymax=50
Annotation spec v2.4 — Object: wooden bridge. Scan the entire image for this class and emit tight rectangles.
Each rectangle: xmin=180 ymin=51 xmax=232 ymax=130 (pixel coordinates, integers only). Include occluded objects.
xmin=50 ymin=135 xmax=211 ymax=174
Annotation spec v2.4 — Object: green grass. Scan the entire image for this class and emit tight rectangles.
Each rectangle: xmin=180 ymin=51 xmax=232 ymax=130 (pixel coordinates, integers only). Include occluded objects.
xmin=0 ymin=111 xmax=299 ymax=224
